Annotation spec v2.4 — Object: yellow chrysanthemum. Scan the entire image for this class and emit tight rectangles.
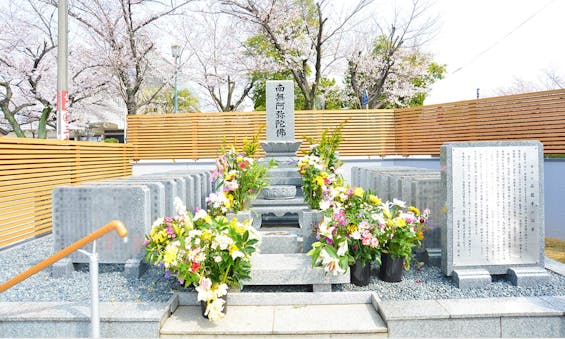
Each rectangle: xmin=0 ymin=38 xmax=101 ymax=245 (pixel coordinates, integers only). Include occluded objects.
xmin=395 ymin=218 xmax=407 ymax=227
xmin=201 ymin=230 xmax=212 ymax=242
xmin=354 ymin=187 xmax=364 ymax=197
xmin=369 ymin=195 xmax=381 ymax=206
xmin=347 ymin=224 xmax=357 ymax=233
xmin=314 ymin=176 xmax=324 ymax=186
xmin=163 ymin=245 xmax=178 ymax=266
xmin=408 ymin=206 xmax=420 ymax=216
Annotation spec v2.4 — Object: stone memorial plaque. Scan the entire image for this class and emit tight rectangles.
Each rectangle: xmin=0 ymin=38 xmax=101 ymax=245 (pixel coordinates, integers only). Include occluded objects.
xmin=266 ymin=80 xmax=294 ymax=141
xmin=441 ymin=141 xmax=545 ymax=276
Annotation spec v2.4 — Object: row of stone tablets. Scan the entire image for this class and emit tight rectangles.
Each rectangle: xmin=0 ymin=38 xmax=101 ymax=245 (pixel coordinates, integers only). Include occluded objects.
xmin=52 ymin=170 xmax=212 ymax=267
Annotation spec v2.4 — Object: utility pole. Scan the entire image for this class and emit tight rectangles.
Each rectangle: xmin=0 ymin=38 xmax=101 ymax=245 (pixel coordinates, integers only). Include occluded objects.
xmin=57 ymin=0 xmax=69 ymax=140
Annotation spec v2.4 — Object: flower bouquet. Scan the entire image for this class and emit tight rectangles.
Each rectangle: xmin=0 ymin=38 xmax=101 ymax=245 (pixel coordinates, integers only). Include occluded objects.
xmin=144 ymin=199 xmax=260 ymax=321
xmin=210 ymin=132 xmax=275 ymax=215
xmin=308 ymin=186 xmax=384 ymax=285
xmin=298 ymin=123 xmax=345 ymax=210
xmin=376 ymin=199 xmax=429 ymax=271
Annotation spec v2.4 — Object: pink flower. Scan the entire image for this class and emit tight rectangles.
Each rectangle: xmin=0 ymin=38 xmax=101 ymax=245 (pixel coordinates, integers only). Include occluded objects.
xmin=362 ymin=237 xmax=371 ymax=246
xmin=333 ymin=209 xmax=346 ymax=226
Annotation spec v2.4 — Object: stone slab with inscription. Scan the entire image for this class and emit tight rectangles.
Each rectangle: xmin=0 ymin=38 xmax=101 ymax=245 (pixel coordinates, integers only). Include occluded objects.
xmin=266 ymin=80 xmax=295 ymax=142
xmin=441 ymin=141 xmax=550 ymax=287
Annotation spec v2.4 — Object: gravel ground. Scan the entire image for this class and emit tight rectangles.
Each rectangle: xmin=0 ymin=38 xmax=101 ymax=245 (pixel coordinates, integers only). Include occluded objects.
xmin=1 ymin=234 xmax=564 ymax=303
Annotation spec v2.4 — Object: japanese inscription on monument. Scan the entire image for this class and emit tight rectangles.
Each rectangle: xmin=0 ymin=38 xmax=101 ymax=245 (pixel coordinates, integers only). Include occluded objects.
xmin=442 ymin=141 xmax=544 ymax=275
xmin=266 ymin=80 xmax=294 ymax=141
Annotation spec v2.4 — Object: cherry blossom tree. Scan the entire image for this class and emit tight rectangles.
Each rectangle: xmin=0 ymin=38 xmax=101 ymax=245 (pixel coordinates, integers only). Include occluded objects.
xmin=221 ymin=0 xmax=373 ymax=110
xmin=0 ymin=0 xmax=108 ymax=137
xmin=44 ymin=0 xmax=195 ymax=115
xmin=346 ymin=0 xmax=444 ymax=108
xmin=179 ymin=11 xmax=256 ymax=112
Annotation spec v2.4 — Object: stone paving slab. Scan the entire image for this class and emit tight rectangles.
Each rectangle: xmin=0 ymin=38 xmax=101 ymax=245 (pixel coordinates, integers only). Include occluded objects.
xmin=378 ymin=299 xmax=449 ymax=321
xmin=160 ymin=304 xmax=386 ymax=336
xmin=437 ymin=296 xmax=564 ymax=318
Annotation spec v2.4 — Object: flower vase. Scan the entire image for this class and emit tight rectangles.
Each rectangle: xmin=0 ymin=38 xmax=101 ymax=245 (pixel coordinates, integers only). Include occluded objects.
xmin=298 ymin=209 xmax=324 ymax=252
xmin=200 ymin=294 xmax=228 ymax=319
xmin=379 ymin=253 xmax=404 ymax=282
xmin=350 ymin=261 xmax=371 ymax=286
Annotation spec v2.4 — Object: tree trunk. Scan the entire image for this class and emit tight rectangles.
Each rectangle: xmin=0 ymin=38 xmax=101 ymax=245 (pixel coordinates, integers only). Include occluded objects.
xmin=2 ymin=106 xmax=25 ymax=137
xmin=37 ymin=106 xmax=52 ymax=139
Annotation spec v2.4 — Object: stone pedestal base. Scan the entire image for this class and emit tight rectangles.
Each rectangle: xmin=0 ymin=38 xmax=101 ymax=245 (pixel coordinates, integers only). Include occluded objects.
xmin=507 ymin=266 xmax=551 ymax=287
xmin=453 ymin=268 xmax=492 ymax=289
xmin=423 ymin=248 xmax=442 ymax=267
xmin=51 ymin=258 xmax=74 ymax=278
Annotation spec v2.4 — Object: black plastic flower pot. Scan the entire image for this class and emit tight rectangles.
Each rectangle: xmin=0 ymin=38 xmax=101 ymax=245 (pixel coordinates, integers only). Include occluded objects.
xmin=379 ymin=253 xmax=404 ymax=282
xmin=350 ymin=260 xmax=371 ymax=286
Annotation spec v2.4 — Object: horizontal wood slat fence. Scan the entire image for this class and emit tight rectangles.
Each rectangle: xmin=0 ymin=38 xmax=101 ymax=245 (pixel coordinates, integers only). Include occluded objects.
xmin=127 ymin=109 xmax=396 ymax=159
xmin=128 ymin=89 xmax=565 ymax=160
xmin=395 ymin=89 xmax=565 ymax=155
xmin=0 ymin=138 xmax=133 ymax=248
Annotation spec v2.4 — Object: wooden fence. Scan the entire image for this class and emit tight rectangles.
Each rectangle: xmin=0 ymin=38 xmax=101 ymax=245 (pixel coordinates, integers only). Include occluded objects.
xmin=0 ymin=138 xmax=133 ymax=248
xmin=127 ymin=109 xmax=396 ymax=160
xmin=395 ymin=89 xmax=565 ymax=155
xmin=128 ymin=89 xmax=565 ymax=159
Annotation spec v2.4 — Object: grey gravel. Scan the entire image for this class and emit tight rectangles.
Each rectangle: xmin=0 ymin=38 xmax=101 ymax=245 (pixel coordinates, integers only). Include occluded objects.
xmin=1 ymin=234 xmax=564 ymax=302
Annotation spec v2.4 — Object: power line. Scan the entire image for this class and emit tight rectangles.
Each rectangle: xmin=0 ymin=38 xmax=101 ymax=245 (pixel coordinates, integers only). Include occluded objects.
xmin=452 ymin=0 xmax=556 ymax=74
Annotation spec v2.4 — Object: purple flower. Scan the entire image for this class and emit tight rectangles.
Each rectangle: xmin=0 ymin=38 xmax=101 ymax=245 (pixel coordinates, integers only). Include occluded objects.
xmin=326 ymin=238 xmax=333 ymax=245
xmin=164 ymin=270 xmax=170 ymax=279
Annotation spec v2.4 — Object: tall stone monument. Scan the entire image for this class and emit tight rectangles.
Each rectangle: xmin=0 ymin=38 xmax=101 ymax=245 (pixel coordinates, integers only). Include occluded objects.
xmin=251 ymin=80 xmax=309 ymax=229
xmin=441 ymin=141 xmax=550 ymax=288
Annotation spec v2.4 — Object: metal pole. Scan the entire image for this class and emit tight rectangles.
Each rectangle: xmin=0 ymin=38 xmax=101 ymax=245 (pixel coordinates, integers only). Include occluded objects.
xmin=90 ymin=241 xmax=100 ymax=338
xmin=57 ymin=0 xmax=69 ymax=140
xmin=79 ymin=241 xmax=100 ymax=338
xmin=173 ymin=57 xmax=179 ymax=113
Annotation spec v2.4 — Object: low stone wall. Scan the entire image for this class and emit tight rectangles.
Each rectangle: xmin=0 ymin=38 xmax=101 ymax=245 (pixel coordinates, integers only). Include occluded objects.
xmin=51 ymin=170 xmax=212 ymax=272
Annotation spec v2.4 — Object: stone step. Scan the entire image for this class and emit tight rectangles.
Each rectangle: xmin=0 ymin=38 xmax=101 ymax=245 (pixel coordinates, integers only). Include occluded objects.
xmin=246 ymin=253 xmax=349 ymax=291
xmin=161 ymin=292 xmax=387 ymax=338
xmin=258 ymin=227 xmax=303 ymax=254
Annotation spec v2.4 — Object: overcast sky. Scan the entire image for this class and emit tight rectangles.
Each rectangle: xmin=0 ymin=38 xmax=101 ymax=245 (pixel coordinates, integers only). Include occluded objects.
xmin=424 ymin=0 xmax=565 ymax=104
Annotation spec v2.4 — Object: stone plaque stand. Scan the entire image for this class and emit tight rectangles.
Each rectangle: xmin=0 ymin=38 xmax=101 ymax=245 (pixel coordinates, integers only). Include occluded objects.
xmin=441 ymin=141 xmax=550 ymax=288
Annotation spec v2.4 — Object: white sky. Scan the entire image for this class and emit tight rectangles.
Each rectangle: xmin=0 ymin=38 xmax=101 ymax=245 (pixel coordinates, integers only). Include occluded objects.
xmin=424 ymin=0 xmax=565 ymax=104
